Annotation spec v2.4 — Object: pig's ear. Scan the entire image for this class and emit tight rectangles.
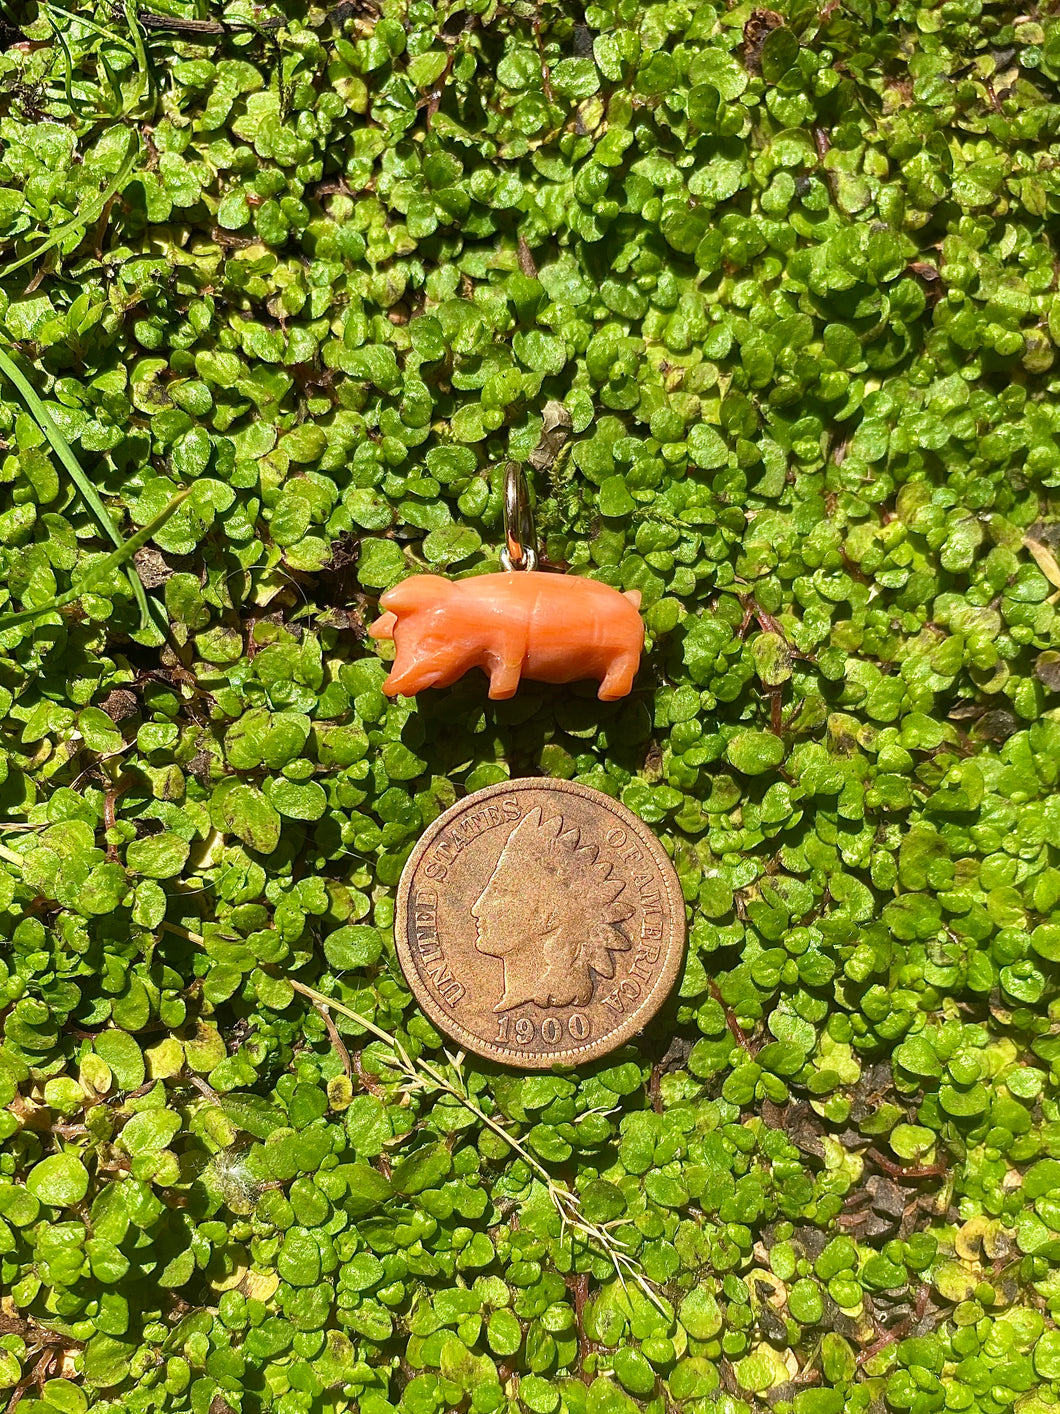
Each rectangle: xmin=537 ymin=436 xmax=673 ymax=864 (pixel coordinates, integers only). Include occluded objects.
xmin=380 ymin=574 xmax=453 ymax=613
xmin=369 ymin=611 xmax=397 ymax=640
xmin=623 ymin=589 xmax=642 ymax=610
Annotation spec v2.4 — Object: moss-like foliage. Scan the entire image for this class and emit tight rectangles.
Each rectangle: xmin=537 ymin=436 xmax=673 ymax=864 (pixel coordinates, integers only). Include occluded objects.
xmin=1 ymin=0 xmax=1060 ymax=1412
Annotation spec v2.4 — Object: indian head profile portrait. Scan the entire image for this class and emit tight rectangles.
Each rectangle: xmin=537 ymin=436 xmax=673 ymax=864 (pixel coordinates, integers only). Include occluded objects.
xmin=471 ymin=806 xmax=635 ymax=1011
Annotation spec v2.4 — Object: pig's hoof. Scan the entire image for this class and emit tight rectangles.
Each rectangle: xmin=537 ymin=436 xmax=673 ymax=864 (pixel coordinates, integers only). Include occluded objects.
xmin=598 ymin=658 xmax=638 ymax=700
xmin=487 ymin=664 xmax=522 ymax=698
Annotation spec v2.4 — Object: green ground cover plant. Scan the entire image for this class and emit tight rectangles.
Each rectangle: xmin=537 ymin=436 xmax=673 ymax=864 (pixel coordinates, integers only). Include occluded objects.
xmin=1 ymin=0 xmax=1060 ymax=1410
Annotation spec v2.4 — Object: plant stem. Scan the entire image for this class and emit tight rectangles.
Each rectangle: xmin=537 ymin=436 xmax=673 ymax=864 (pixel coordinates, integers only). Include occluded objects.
xmin=285 ymin=976 xmax=665 ymax=1311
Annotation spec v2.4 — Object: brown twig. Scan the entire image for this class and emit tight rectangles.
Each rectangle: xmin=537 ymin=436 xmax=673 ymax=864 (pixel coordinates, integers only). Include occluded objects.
xmin=857 ymin=1284 xmax=930 ymax=1366
xmin=648 ymin=1060 xmax=663 ymax=1114
xmin=132 ymin=9 xmax=282 ymax=34
xmin=1 ymin=1315 xmax=84 ymax=1414
xmin=737 ymin=595 xmax=817 ymax=661
xmin=709 ymin=980 xmax=756 ymax=1056
xmin=103 ymin=773 xmax=131 ymax=856
xmin=6 ymin=1349 xmax=54 ymax=1414
xmin=532 ymin=17 xmax=555 ymax=102
xmin=353 ymin=1048 xmax=385 ymax=1096
xmin=316 ymin=1004 xmax=353 ymax=1079
xmin=423 ymin=53 xmax=454 ymax=129
xmin=187 ymin=1074 xmax=223 ymax=1104
xmin=768 ymin=685 xmax=784 ymax=736
xmin=565 ymin=1271 xmax=594 ymax=1381
xmin=866 ymin=1148 xmax=947 ymax=1180
xmin=517 ymin=234 xmax=538 ymax=279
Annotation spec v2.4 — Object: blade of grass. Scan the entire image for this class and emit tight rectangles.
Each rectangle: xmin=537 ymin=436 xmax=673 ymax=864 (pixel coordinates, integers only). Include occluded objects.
xmin=0 ymin=486 xmax=192 ymax=631
xmin=0 ymin=341 xmax=164 ymax=635
xmin=38 ymin=2 xmax=138 ymax=52
xmin=0 ymin=126 xmax=139 ymax=280
xmin=39 ymin=3 xmax=77 ymax=112
xmin=96 ymin=46 xmax=127 ymax=117
xmin=0 ymin=346 xmax=126 ymax=552
xmin=122 ymin=0 xmax=155 ymax=117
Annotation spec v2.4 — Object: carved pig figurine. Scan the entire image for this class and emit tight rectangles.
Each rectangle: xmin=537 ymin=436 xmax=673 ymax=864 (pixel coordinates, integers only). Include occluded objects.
xmin=369 ymin=572 xmax=644 ymax=701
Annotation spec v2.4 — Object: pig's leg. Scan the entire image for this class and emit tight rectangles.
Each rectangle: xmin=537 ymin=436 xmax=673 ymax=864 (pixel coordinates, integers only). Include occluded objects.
xmin=485 ymin=628 xmax=527 ymax=699
xmin=598 ymin=654 xmax=638 ymax=701
xmin=369 ymin=611 xmax=397 ymax=641
xmin=486 ymin=659 xmax=523 ymax=699
xmin=382 ymin=663 xmax=420 ymax=696
xmin=383 ymin=648 xmax=438 ymax=696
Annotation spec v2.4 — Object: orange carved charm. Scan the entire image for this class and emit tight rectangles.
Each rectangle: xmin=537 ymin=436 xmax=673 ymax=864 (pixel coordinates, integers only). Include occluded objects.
xmin=369 ymin=572 xmax=644 ymax=700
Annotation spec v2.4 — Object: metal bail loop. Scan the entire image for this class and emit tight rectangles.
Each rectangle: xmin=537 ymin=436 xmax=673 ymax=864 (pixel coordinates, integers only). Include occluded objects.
xmin=500 ymin=461 xmax=538 ymax=572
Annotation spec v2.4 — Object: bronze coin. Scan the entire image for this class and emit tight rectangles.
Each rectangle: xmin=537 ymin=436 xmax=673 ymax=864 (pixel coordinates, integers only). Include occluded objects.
xmin=394 ymin=778 xmax=686 ymax=1069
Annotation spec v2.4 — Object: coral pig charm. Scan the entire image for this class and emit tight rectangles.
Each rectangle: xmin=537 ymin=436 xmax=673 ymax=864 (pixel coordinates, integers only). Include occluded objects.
xmin=369 ymin=458 xmax=645 ymax=701
xmin=370 ymin=572 xmax=643 ymax=701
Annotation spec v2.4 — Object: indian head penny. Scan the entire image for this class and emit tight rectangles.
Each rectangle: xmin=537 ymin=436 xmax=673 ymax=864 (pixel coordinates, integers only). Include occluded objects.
xmin=394 ymin=778 xmax=686 ymax=1068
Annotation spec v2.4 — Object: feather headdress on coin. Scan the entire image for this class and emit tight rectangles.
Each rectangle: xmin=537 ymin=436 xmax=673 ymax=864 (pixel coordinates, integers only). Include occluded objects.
xmin=473 ymin=806 xmax=633 ymax=1010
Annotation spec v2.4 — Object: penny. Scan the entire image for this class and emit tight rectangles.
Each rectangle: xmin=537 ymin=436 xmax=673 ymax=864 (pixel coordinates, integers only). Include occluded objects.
xmin=394 ymin=778 xmax=686 ymax=1069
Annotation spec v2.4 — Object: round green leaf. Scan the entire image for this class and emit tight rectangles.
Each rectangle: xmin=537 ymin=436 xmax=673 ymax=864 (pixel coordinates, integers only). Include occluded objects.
xmin=26 ymin=1153 xmax=90 ymax=1206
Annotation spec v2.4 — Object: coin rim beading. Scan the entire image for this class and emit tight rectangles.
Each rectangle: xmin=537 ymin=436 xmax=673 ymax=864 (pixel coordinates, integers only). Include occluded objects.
xmin=394 ymin=777 xmax=686 ymax=1068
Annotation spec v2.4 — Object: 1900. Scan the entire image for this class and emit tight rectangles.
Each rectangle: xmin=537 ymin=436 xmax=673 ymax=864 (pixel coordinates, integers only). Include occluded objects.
xmin=496 ymin=1014 xmax=591 ymax=1044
